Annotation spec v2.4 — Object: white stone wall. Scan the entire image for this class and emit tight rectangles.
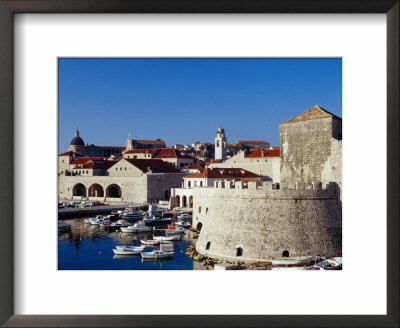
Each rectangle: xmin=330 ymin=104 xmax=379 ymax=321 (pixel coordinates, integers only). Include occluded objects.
xmin=193 ymin=181 xmax=342 ymax=263
xmin=107 ymin=159 xmax=143 ymax=177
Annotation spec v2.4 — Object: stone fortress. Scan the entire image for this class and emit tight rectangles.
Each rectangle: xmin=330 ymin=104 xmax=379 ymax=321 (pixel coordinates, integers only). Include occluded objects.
xmin=194 ymin=105 xmax=342 ymax=262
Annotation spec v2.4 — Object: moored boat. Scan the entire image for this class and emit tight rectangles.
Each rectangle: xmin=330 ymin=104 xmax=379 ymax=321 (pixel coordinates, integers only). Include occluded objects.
xmin=315 ymin=257 xmax=342 ymax=270
xmin=112 ymin=247 xmax=144 ymax=255
xmin=143 ymin=215 xmax=171 ymax=226
xmin=140 ymin=239 xmax=160 ymax=246
xmin=141 ymin=249 xmax=174 ymax=259
xmin=153 ymin=235 xmax=181 ymax=241
xmin=120 ymin=223 xmax=153 ymax=233
xmin=271 ymin=255 xmax=313 ymax=266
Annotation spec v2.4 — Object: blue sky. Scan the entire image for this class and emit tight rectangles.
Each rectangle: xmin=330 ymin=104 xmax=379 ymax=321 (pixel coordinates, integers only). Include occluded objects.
xmin=58 ymin=58 xmax=341 ymax=151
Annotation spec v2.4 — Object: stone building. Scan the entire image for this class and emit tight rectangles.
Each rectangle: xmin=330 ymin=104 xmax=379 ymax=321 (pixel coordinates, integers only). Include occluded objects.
xmin=123 ymin=148 xmax=194 ymax=168
xmin=67 ymin=129 xmax=166 ymax=158
xmin=280 ymin=105 xmax=342 ymax=193
xmin=208 ymin=148 xmax=280 ymax=182
xmin=58 ymin=158 xmax=185 ymax=204
xmin=171 ymin=168 xmax=262 ymax=208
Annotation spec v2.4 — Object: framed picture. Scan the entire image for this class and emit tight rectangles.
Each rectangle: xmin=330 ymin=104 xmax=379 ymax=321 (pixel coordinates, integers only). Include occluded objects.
xmin=0 ymin=1 xmax=398 ymax=327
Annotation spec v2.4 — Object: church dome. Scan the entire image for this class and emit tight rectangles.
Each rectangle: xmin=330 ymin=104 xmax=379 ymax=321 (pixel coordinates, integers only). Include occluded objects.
xmin=70 ymin=136 xmax=84 ymax=146
xmin=70 ymin=129 xmax=84 ymax=146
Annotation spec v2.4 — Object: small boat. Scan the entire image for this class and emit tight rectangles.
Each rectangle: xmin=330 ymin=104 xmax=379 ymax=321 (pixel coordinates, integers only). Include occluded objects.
xmin=165 ymin=227 xmax=186 ymax=236
xmin=120 ymin=223 xmax=152 ymax=233
xmin=174 ymin=221 xmax=191 ymax=229
xmin=140 ymin=239 xmax=160 ymax=246
xmin=88 ymin=215 xmax=106 ymax=225
xmin=115 ymin=219 xmax=132 ymax=227
xmin=121 ymin=210 xmax=144 ymax=221
xmin=99 ymin=220 xmax=112 ymax=227
xmin=271 ymin=255 xmax=313 ymax=266
xmin=112 ymin=248 xmax=143 ymax=255
xmin=141 ymin=249 xmax=174 ymax=259
xmin=153 ymin=235 xmax=181 ymax=241
xmin=115 ymin=245 xmax=145 ymax=251
xmin=315 ymin=257 xmax=342 ymax=270
xmin=177 ymin=213 xmax=192 ymax=220
xmin=143 ymin=215 xmax=171 ymax=226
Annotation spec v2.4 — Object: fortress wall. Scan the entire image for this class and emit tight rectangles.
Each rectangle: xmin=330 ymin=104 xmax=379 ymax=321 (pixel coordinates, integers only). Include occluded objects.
xmin=193 ymin=181 xmax=342 ymax=263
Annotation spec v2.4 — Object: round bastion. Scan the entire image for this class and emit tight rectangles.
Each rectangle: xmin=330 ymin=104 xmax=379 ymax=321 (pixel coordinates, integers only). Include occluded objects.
xmin=194 ymin=180 xmax=342 ymax=263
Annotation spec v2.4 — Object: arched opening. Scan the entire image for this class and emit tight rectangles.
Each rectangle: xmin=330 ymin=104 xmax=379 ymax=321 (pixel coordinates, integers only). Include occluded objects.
xmin=164 ymin=190 xmax=170 ymax=200
xmin=282 ymin=250 xmax=289 ymax=257
xmin=88 ymin=183 xmax=104 ymax=198
xmin=236 ymin=247 xmax=243 ymax=257
xmin=205 ymin=241 xmax=211 ymax=250
xmin=72 ymin=183 xmax=86 ymax=197
xmin=175 ymin=195 xmax=180 ymax=207
xmin=182 ymin=195 xmax=187 ymax=208
xmin=106 ymin=184 xmax=122 ymax=198
xmin=189 ymin=196 xmax=193 ymax=208
xmin=196 ymin=222 xmax=202 ymax=231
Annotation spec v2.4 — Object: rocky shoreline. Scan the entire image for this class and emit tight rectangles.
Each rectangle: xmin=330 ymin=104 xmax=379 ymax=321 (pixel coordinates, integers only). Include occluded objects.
xmin=185 ymin=243 xmax=273 ymax=270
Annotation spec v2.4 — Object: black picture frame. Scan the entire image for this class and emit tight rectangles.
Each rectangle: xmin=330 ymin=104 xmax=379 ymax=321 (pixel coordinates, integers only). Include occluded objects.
xmin=0 ymin=1 xmax=398 ymax=327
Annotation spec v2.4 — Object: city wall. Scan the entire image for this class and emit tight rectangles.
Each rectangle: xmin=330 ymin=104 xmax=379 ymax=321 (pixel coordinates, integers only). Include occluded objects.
xmin=193 ymin=180 xmax=342 ymax=263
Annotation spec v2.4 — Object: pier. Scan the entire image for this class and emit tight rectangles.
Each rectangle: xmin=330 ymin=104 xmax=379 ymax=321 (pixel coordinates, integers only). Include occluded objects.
xmin=58 ymin=204 xmax=128 ymax=219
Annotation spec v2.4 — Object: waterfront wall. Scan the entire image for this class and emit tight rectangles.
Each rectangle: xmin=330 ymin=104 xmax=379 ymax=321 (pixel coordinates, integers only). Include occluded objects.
xmin=193 ymin=180 xmax=342 ymax=263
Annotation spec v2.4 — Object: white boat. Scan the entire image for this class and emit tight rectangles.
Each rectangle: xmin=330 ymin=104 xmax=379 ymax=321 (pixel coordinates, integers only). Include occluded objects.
xmin=121 ymin=210 xmax=143 ymax=221
xmin=271 ymin=255 xmax=313 ymax=266
xmin=88 ymin=215 xmax=106 ymax=225
xmin=113 ymin=248 xmax=143 ymax=255
xmin=175 ymin=221 xmax=191 ymax=229
xmin=177 ymin=213 xmax=192 ymax=220
xmin=153 ymin=235 xmax=181 ymax=241
xmin=165 ymin=227 xmax=186 ymax=236
xmin=115 ymin=245 xmax=145 ymax=251
xmin=143 ymin=215 xmax=171 ymax=226
xmin=141 ymin=249 xmax=174 ymax=259
xmin=140 ymin=239 xmax=160 ymax=246
xmin=315 ymin=257 xmax=342 ymax=270
xmin=120 ymin=223 xmax=152 ymax=233
xmin=115 ymin=219 xmax=131 ymax=227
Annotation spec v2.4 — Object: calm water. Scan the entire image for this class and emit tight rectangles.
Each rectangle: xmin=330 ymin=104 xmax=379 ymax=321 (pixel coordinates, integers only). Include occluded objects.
xmin=58 ymin=218 xmax=197 ymax=270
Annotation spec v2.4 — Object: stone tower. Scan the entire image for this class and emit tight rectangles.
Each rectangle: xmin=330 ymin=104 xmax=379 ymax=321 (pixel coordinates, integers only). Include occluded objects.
xmin=68 ymin=128 xmax=85 ymax=156
xmin=126 ymin=133 xmax=133 ymax=151
xmin=214 ymin=127 xmax=227 ymax=161
xmin=279 ymin=105 xmax=342 ymax=191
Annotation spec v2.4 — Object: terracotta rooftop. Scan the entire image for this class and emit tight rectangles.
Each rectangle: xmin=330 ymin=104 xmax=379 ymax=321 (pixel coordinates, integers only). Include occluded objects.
xmin=70 ymin=157 xmax=103 ymax=165
xmin=135 ymin=139 xmax=166 ymax=145
xmin=280 ymin=105 xmax=342 ymax=125
xmin=245 ymin=148 xmax=280 ymax=158
xmin=184 ymin=168 xmax=261 ymax=179
xmin=59 ymin=151 xmax=76 ymax=156
xmin=81 ymin=161 xmax=116 ymax=170
xmin=123 ymin=159 xmax=180 ymax=173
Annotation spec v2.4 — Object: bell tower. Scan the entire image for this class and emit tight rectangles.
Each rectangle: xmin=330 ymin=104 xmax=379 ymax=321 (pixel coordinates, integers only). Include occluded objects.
xmin=126 ymin=133 xmax=133 ymax=151
xmin=214 ymin=127 xmax=227 ymax=161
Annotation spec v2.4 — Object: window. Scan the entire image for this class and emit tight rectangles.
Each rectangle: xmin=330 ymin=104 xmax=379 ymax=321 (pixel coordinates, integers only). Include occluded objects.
xmin=86 ymin=170 xmax=88 ymax=174
xmin=188 ymin=181 xmax=191 ymax=188
xmin=124 ymin=167 xmax=126 ymax=170
xmin=116 ymin=167 xmax=118 ymax=171
xmin=200 ymin=181 xmax=203 ymax=187
xmin=194 ymin=181 xmax=197 ymax=187
xmin=206 ymin=242 xmax=211 ymax=250
xmin=236 ymin=247 xmax=243 ymax=256
xmin=120 ymin=167 xmax=122 ymax=171
xmin=198 ymin=206 xmax=201 ymax=213
xmin=206 ymin=208 xmax=208 ymax=214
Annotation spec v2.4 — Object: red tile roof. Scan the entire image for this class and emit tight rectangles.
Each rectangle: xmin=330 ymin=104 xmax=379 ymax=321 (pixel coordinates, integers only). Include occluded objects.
xmin=135 ymin=139 xmax=166 ymax=145
xmin=184 ymin=168 xmax=261 ymax=179
xmin=70 ymin=157 xmax=103 ymax=165
xmin=59 ymin=151 xmax=74 ymax=156
xmin=186 ymin=162 xmax=205 ymax=170
xmin=123 ymin=159 xmax=180 ymax=173
xmin=245 ymin=149 xmax=280 ymax=158
xmin=124 ymin=149 xmax=159 ymax=155
xmin=81 ymin=161 xmax=116 ymax=170
xmin=153 ymin=148 xmax=181 ymax=159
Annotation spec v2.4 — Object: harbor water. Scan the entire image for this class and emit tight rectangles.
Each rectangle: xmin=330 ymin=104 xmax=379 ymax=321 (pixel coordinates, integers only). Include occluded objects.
xmin=58 ymin=218 xmax=198 ymax=270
